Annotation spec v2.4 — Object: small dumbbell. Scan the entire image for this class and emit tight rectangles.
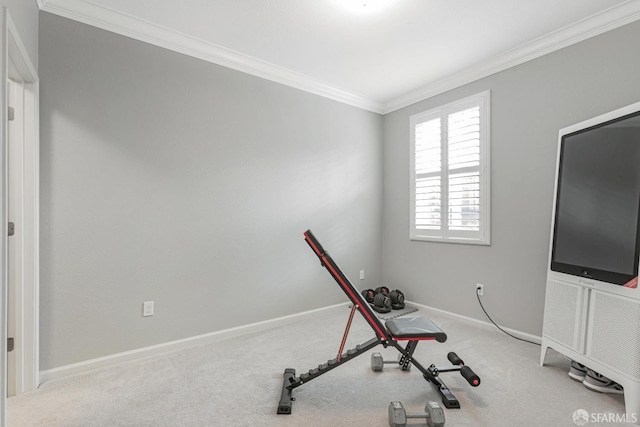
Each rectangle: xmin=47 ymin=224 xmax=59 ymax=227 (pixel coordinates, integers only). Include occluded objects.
xmin=388 ymin=401 xmax=445 ymax=427
xmin=371 ymin=352 xmax=411 ymax=371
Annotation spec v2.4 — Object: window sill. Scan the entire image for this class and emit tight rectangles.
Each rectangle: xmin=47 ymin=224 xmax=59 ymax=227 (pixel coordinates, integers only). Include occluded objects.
xmin=410 ymin=235 xmax=490 ymax=246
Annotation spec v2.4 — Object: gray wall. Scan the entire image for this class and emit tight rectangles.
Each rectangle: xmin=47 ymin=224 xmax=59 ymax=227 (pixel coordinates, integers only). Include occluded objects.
xmin=382 ymin=20 xmax=640 ymax=336
xmin=39 ymin=12 xmax=383 ymax=370
xmin=4 ymin=0 xmax=38 ymax=70
xmin=39 ymin=9 xmax=640 ymax=369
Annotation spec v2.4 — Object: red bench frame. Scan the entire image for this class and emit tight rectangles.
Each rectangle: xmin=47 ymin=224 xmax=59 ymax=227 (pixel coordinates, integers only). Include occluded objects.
xmin=276 ymin=230 xmax=479 ymax=415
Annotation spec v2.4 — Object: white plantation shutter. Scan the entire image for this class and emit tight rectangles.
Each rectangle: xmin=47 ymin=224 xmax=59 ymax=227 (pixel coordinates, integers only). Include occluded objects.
xmin=447 ymin=107 xmax=480 ymax=232
xmin=415 ymin=118 xmax=441 ymax=230
xmin=410 ymin=91 xmax=490 ymax=244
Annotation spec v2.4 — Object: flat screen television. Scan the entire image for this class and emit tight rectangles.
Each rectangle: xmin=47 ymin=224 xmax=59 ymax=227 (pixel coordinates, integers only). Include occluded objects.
xmin=551 ymin=103 xmax=640 ymax=286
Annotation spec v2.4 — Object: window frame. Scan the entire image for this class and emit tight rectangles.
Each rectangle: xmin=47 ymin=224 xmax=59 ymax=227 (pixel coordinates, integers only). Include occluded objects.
xmin=409 ymin=90 xmax=491 ymax=245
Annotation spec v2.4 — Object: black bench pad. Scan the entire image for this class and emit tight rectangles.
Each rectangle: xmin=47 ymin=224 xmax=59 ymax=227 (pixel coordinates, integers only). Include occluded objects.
xmin=385 ymin=317 xmax=447 ymax=342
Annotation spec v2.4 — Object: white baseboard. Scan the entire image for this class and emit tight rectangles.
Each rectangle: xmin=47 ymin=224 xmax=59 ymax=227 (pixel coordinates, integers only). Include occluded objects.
xmin=40 ymin=299 xmax=538 ymax=384
xmin=39 ymin=302 xmax=349 ymax=384
xmin=408 ymin=300 xmax=542 ymax=345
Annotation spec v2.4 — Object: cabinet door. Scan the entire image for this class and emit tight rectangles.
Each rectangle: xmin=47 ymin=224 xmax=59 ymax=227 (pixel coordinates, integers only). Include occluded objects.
xmin=542 ymin=279 xmax=585 ymax=352
xmin=586 ymin=290 xmax=640 ymax=380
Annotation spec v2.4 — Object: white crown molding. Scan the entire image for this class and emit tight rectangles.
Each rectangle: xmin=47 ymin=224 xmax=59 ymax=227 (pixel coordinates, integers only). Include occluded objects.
xmin=39 ymin=0 xmax=640 ymax=116
xmin=382 ymin=0 xmax=640 ymax=114
xmin=39 ymin=0 xmax=384 ymax=113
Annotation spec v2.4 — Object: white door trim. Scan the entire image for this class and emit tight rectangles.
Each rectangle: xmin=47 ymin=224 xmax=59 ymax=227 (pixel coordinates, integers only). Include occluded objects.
xmin=7 ymin=77 xmax=25 ymax=398
xmin=1 ymin=7 xmax=39 ymax=425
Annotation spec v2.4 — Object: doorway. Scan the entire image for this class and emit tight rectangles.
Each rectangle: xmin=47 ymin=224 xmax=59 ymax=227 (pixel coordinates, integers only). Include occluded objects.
xmin=3 ymin=13 xmax=39 ymax=401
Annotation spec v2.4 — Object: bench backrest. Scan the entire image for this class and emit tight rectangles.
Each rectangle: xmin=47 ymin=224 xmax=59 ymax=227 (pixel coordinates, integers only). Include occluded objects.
xmin=303 ymin=230 xmax=389 ymax=340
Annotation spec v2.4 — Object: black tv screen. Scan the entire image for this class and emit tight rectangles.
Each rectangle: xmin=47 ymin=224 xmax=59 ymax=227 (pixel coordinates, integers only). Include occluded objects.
xmin=551 ymin=111 xmax=640 ymax=285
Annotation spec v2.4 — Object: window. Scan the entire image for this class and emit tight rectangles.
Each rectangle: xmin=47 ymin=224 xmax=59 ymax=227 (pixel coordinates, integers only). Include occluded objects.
xmin=410 ymin=91 xmax=490 ymax=244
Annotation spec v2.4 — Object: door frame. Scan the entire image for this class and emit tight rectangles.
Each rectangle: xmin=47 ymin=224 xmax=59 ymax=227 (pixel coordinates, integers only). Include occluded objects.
xmin=0 ymin=6 xmax=39 ymax=423
xmin=7 ymin=75 xmax=25 ymax=398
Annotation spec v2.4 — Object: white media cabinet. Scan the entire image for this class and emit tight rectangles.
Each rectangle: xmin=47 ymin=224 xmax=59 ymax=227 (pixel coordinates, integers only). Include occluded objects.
xmin=540 ymin=100 xmax=640 ymax=423
xmin=540 ymin=273 xmax=640 ymax=421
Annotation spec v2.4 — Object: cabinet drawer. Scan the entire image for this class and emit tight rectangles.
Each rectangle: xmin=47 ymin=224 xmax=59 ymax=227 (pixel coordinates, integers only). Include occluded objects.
xmin=542 ymin=279 xmax=584 ymax=351
xmin=586 ymin=290 xmax=640 ymax=380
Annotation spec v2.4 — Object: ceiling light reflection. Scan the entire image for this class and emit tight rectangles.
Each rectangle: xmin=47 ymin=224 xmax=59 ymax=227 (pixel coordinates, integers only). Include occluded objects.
xmin=336 ymin=0 xmax=396 ymax=14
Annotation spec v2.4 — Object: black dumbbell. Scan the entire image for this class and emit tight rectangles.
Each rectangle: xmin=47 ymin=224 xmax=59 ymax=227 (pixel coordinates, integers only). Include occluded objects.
xmin=371 ymin=352 xmax=411 ymax=371
xmin=361 ymin=289 xmax=376 ymax=303
xmin=388 ymin=401 xmax=445 ymax=427
xmin=375 ymin=286 xmax=390 ymax=296
xmin=372 ymin=292 xmax=391 ymax=313
xmin=389 ymin=289 xmax=405 ymax=310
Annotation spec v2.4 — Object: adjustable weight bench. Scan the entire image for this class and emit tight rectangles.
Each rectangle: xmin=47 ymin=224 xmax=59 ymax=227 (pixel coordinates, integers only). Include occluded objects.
xmin=276 ymin=230 xmax=480 ymax=415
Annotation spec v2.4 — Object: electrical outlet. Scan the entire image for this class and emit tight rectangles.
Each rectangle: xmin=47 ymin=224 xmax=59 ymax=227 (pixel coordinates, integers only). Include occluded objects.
xmin=360 ymin=270 xmax=365 ymax=280
xmin=143 ymin=301 xmax=154 ymax=317
xmin=476 ymin=283 xmax=484 ymax=296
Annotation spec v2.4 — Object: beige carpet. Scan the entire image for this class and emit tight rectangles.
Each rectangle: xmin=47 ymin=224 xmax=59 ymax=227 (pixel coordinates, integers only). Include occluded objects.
xmin=8 ymin=305 xmax=627 ymax=426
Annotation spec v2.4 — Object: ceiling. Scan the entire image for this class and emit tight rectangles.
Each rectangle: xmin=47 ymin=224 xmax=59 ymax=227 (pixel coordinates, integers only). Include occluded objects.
xmin=38 ymin=0 xmax=640 ymax=113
